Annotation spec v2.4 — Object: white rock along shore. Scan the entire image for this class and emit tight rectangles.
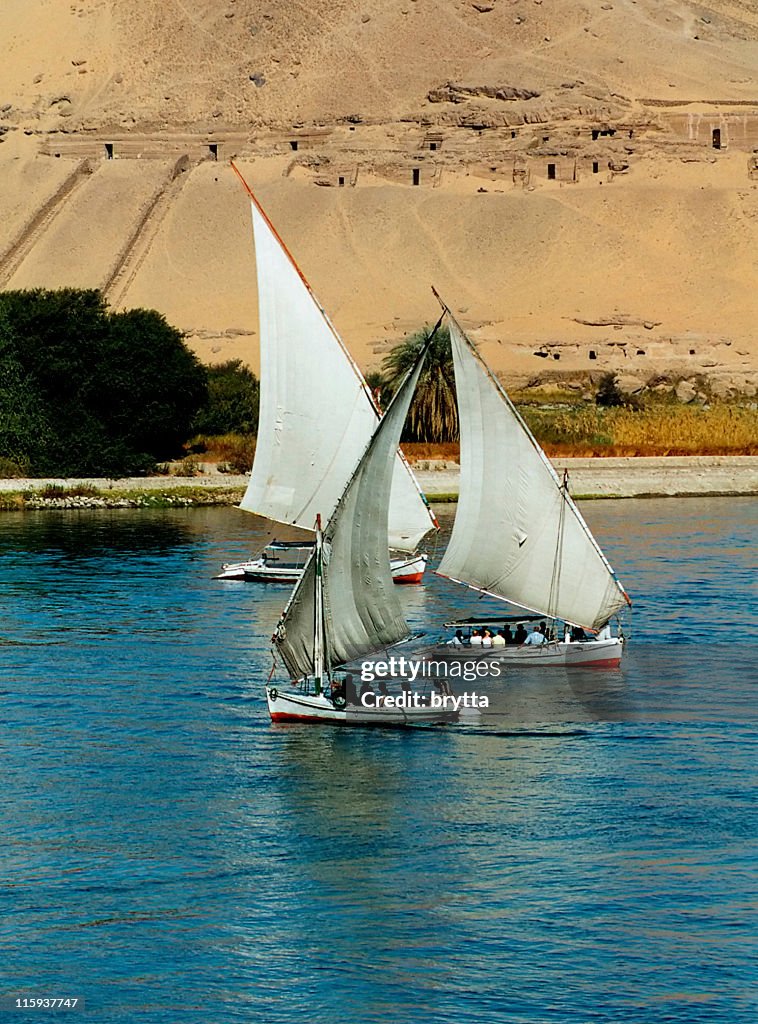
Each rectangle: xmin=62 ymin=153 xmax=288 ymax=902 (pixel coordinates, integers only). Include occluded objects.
xmin=1 ymin=456 xmax=757 ymax=503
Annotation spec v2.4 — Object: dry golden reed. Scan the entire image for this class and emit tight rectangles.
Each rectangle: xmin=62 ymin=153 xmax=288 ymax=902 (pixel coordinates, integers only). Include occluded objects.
xmin=538 ymin=403 xmax=758 ymax=456
xmin=402 ymin=404 xmax=757 ymax=459
xmin=187 ymin=433 xmax=256 ymax=473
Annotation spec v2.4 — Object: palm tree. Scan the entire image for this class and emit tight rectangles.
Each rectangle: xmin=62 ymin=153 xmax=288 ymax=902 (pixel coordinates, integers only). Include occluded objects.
xmin=380 ymin=324 xmax=458 ymax=442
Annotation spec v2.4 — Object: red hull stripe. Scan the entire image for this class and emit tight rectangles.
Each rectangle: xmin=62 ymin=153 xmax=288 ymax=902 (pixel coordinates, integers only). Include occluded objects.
xmin=270 ymin=712 xmax=345 ymax=723
xmin=571 ymin=658 xmax=621 ymax=668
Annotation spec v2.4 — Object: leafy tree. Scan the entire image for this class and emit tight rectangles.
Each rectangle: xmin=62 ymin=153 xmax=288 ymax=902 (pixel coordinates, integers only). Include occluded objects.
xmin=0 ymin=288 xmax=208 ymax=476
xmin=380 ymin=323 xmax=458 ymax=442
xmin=191 ymin=359 xmax=259 ymax=436
xmin=100 ymin=308 xmax=208 ymax=471
xmin=0 ymin=289 xmax=110 ymax=473
xmin=0 ymin=309 xmax=54 ymax=474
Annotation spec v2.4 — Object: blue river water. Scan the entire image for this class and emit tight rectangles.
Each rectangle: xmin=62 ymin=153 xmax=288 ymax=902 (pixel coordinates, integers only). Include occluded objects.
xmin=0 ymin=497 xmax=755 ymax=1023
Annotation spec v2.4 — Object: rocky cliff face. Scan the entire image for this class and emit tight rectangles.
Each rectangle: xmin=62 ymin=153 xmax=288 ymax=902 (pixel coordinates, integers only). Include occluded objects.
xmin=3 ymin=1 xmax=758 ymax=131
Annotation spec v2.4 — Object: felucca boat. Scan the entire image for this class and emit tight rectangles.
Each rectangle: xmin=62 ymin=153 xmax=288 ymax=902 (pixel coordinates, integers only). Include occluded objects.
xmin=217 ymin=163 xmax=437 ymax=585
xmin=266 ymin=326 xmax=457 ymax=726
xmin=217 ymin=543 xmax=427 ymax=585
xmin=433 ymin=292 xmax=631 ymax=668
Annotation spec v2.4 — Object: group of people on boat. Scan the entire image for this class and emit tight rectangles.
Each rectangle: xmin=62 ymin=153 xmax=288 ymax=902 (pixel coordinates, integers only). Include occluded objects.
xmin=447 ymin=621 xmax=598 ymax=648
xmin=447 ymin=623 xmax=544 ymax=647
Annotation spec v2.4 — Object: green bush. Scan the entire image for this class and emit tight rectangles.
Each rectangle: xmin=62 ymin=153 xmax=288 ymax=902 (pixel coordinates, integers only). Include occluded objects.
xmin=0 ymin=455 xmax=28 ymax=477
xmin=191 ymin=360 xmax=259 ymax=436
xmin=0 ymin=289 xmax=208 ymax=477
xmin=595 ymin=373 xmax=624 ymax=408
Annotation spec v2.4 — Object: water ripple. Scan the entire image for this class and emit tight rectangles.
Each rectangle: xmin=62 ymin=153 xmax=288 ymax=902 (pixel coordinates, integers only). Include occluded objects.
xmin=1 ymin=500 xmax=756 ymax=1023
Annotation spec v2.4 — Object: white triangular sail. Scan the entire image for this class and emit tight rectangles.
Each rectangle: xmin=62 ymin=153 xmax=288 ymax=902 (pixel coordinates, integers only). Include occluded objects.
xmin=236 ymin=184 xmax=436 ymax=552
xmin=436 ymin=309 xmax=630 ymax=631
xmin=274 ymin=337 xmax=433 ymax=679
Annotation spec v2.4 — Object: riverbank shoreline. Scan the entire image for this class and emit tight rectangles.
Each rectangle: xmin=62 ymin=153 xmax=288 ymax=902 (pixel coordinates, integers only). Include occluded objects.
xmin=416 ymin=456 xmax=758 ymax=501
xmin=1 ymin=456 xmax=757 ymax=510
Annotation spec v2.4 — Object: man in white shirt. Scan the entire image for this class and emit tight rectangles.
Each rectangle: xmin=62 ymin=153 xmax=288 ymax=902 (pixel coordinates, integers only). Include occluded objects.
xmin=523 ymin=625 xmax=547 ymax=646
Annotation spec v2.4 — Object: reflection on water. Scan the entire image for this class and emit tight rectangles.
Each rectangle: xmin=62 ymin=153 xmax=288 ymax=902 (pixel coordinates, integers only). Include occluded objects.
xmin=0 ymin=508 xmax=196 ymax=554
xmin=1 ymin=498 xmax=756 ymax=1024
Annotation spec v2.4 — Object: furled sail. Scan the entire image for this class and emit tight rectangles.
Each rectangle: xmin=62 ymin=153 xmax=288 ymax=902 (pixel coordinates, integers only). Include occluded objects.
xmin=234 ymin=180 xmax=436 ymax=552
xmin=275 ymin=335 xmax=433 ymax=679
xmin=436 ymin=308 xmax=630 ymax=631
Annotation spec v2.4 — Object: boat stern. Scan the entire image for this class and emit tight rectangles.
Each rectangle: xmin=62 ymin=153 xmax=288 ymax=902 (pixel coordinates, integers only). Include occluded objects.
xmin=390 ymin=553 xmax=428 ymax=585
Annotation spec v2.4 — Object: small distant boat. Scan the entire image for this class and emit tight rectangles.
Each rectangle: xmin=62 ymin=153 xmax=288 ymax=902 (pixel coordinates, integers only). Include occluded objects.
xmin=215 ymin=541 xmax=313 ymax=583
xmin=432 ymin=291 xmax=631 ymax=668
xmin=217 ymin=542 xmax=428 ymax=584
xmin=266 ymin=326 xmax=457 ymax=726
xmin=221 ymin=162 xmax=438 ymax=585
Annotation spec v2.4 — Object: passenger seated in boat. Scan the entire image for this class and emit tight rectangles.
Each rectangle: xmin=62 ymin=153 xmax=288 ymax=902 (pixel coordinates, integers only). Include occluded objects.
xmin=447 ymin=630 xmax=465 ymax=646
xmin=492 ymin=629 xmax=506 ymax=647
xmin=502 ymin=625 xmax=515 ymax=645
xmin=481 ymin=629 xmax=493 ymax=647
xmin=376 ymin=680 xmax=390 ymax=706
xmin=343 ymin=674 xmax=359 ymax=705
xmin=571 ymin=625 xmax=588 ymax=642
xmin=513 ymin=623 xmax=527 ymax=645
xmin=597 ymin=623 xmax=612 ymax=640
xmin=522 ymin=625 xmax=547 ymax=646
xmin=470 ymin=629 xmax=483 ymax=646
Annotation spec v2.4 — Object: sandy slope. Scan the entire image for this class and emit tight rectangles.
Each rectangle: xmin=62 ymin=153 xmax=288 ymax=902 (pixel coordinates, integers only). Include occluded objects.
xmin=0 ymin=1 xmax=756 ymax=392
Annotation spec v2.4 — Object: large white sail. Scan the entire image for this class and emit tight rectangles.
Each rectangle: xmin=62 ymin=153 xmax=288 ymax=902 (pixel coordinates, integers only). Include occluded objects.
xmin=274 ymin=338 xmax=433 ymax=679
xmin=236 ymin=187 xmax=436 ymax=552
xmin=436 ymin=311 xmax=630 ymax=631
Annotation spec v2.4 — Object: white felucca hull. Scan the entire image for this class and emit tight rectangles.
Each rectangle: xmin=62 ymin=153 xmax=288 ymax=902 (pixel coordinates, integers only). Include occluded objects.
xmin=216 ymin=558 xmax=302 ymax=582
xmin=265 ymin=686 xmax=457 ymax=725
xmin=478 ymin=637 xmax=624 ymax=668
xmin=218 ymin=554 xmax=428 ymax=584
xmin=243 ymin=560 xmax=304 ymax=583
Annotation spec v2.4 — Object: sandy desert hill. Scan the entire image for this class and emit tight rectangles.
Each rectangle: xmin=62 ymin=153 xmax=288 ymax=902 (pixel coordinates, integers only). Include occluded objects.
xmin=1 ymin=0 xmax=757 ymax=395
